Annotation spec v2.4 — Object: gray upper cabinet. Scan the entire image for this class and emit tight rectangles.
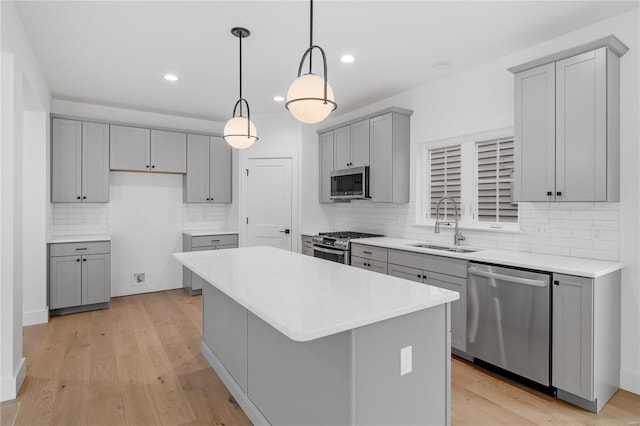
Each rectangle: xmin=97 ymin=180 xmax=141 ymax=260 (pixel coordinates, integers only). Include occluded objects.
xmin=511 ymin=37 xmax=626 ymax=202
xmin=319 ymin=131 xmax=334 ymax=203
xmin=370 ymin=112 xmax=410 ymax=203
xmin=52 ymin=118 xmax=109 ymax=203
xmin=150 ymin=130 xmax=186 ymax=173
xmin=514 ymin=64 xmax=556 ymax=202
xmin=333 ymin=119 xmax=370 ymax=170
xmin=110 ymin=125 xmax=186 ymax=174
xmin=110 ymin=125 xmax=150 ymax=171
xmin=320 ymin=107 xmax=412 ymax=203
xmin=185 ymin=134 xmax=231 ymax=203
xmin=333 ymin=126 xmax=351 ymax=170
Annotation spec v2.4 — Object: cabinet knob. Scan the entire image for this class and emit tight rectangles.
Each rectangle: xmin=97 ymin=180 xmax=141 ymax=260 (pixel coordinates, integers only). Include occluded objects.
xmin=77 ymin=196 xmax=81 ymax=199
xmin=547 ymin=191 xmax=553 ymax=196
xmin=83 ymin=258 xmax=87 ymax=262
xmin=82 ymin=196 xmax=87 ymax=199
xmin=556 ymin=191 xmax=562 ymax=196
xmin=146 ymin=165 xmax=150 ymax=168
xmin=554 ymin=280 xmax=560 ymax=286
xmin=152 ymin=165 xmax=155 ymax=169
xmin=76 ymin=258 xmax=80 ymax=262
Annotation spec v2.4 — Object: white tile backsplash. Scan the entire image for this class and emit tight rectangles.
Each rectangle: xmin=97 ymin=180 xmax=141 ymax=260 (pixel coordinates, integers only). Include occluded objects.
xmin=52 ymin=202 xmax=231 ymax=236
xmin=334 ymin=201 xmax=620 ymax=261
xmin=52 ymin=203 xmax=108 ymax=236
xmin=182 ymin=203 xmax=229 ymax=231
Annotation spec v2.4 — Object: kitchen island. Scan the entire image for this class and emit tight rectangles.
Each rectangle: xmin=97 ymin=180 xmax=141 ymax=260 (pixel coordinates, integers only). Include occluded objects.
xmin=174 ymin=246 xmax=459 ymax=426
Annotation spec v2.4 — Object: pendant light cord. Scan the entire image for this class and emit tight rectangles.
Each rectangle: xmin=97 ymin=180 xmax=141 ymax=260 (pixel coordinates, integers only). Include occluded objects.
xmin=239 ymin=32 xmax=243 ymax=116
xmin=309 ymin=0 xmax=313 ymax=74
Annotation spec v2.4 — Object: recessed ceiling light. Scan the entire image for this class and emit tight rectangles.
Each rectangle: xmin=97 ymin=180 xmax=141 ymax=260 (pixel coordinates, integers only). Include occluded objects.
xmin=164 ymin=74 xmax=178 ymax=81
xmin=273 ymin=96 xmax=285 ymax=102
xmin=432 ymin=61 xmax=452 ymax=70
xmin=340 ymin=54 xmax=355 ymax=63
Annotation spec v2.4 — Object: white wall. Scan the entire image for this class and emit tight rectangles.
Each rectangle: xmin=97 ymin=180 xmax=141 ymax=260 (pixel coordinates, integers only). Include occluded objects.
xmin=304 ymin=9 xmax=640 ymax=394
xmin=1 ymin=1 xmax=51 ymax=401
xmin=21 ymin=110 xmax=48 ymax=325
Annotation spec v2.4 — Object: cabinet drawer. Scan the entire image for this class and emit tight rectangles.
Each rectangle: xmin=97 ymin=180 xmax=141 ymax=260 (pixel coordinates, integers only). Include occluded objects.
xmin=192 ymin=234 xmax=238 ymax=248
xmin=50 ymin=241 xmax=110 ymax=257
xmin=351 ymin=256 xmax=388 ymax=274
xmin=388 ymin=249 xmax=467 ymax=278
xmin=301 ymin=235 xmax=314 ymax=249
xmin=351 ymin=244 xmax=388 ymax=262
xmin=302 ymin=247 xmax=314 ymax=256
xmin=388 ymin=263 xmax=424 ymax=283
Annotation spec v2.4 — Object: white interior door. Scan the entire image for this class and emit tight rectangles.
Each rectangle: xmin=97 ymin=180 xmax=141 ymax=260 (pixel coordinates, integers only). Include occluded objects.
xmin=245 ymin=157 xmax=293 ymax=250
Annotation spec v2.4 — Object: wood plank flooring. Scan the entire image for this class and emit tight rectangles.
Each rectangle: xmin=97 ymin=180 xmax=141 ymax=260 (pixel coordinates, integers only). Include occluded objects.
xmin=2 ymin=289 xmax=639 ymax=426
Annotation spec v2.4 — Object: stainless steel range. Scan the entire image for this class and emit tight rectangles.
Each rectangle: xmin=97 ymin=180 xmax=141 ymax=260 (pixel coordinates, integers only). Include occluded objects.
xmin=312 ymin=231 xmax=383 ymax=264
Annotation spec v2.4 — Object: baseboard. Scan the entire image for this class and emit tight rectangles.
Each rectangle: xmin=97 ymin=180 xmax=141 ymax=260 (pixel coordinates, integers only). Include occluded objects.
xmin=0 ymin=357 xmax=26 ymax=402
xmin=23 ymin=307 xmax=49 ymax=326
xmin=620 ymin=367 xmax=640 ymax=395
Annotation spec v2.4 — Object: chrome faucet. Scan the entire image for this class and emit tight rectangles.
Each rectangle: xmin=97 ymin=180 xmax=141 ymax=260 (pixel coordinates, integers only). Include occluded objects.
xmin=434 ymin=197 xmax=465 ymax=246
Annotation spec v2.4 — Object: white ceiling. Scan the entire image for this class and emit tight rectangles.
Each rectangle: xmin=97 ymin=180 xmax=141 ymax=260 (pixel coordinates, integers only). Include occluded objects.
xmin=15 ymin=1 xmax=638 ymax=122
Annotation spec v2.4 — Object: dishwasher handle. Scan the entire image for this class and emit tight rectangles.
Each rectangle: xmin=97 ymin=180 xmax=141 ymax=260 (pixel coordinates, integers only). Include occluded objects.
xmin=468 ymin=267 xmax=549 ymax=288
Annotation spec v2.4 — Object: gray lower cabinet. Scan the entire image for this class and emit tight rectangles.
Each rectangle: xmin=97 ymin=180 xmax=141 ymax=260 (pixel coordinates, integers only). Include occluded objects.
xmin=52 ymin=118 xmax=109 ymax=203
xmin=387 ymin=249 xmax=467 ymax=353
xmin=182 ymin=233 xmax=238 ymax=295
xmin=301 ymin=235 xmax=314 ymax=256
xmin=110 ymin=125 xmax=187 ymax=173
xmin=184 ymin=134 xmax=231 ymax=203
xmin=49 ymin=241 xmax=111 ymax=314
xmin=552 ymin=271 xmax=621 ymax=413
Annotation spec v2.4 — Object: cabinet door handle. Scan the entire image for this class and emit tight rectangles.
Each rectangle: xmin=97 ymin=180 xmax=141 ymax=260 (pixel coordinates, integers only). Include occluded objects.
xmin=554 ymin=280 xmax=560 ymax=286
xmin=363 ymin=251 xmax=372 ymax=255
xmin=556 ymin=191 xmax=562 ymax=196
xmin=547 ymin=191 xmax=553 ymax=196
xmin=75 ymin=248 xmax=87 ymax=251
xmin=211 ymin=239 xmax=220 ymax=243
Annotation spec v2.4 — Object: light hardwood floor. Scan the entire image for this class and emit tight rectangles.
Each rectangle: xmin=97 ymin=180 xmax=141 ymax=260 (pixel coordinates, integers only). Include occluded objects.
xmin=2 ymin=289 xmax=639 ymax=426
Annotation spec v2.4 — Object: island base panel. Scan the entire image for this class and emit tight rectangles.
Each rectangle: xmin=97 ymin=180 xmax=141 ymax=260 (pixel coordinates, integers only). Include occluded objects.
xmin=202 ymin=282 xmax=451 ymax=425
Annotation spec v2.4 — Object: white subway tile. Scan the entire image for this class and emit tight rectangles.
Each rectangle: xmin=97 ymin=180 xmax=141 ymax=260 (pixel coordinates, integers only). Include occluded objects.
xmin=530 ymin=245 xmax=571 ymax=256
xmin=571 ymin=210 xmax=619 ymax=221
xmin=570 ymin=248 xmax=618 ymax=262
xmin=549 ymin=202 xmax=594 ymax=211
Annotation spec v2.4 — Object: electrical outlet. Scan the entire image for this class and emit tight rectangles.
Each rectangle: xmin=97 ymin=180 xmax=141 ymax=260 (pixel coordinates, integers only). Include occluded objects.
xmin=132 ymin=273 xmax=146 ymax=286
xmin=400 ymin=346 xmax=412 ymax=376
xmin=592 ymin=227 xmax=601 ymax=240
xmin=535 ymin=225 xmax=549 ymax=236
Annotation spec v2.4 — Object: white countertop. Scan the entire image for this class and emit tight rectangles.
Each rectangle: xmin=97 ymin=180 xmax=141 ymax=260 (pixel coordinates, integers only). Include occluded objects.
xmin=352 ymin=237 xmax=623 ymax=278
xmin=47 ymin=234 xmax=111 ymax=243
xmin=174 ymin=246 xmax=459 ymax=342
xmin=182 ymin=229 xmax=238 ymax=237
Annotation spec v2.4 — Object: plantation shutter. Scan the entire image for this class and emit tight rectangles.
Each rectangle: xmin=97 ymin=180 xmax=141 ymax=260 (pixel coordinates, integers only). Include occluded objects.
xmin=476 ymin=138 xmax=518 ymax=223
xmin=429 ymin=145 xmax=461 ymax=220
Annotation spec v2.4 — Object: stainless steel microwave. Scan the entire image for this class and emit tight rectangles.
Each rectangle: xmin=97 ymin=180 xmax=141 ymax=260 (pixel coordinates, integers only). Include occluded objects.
xmin=330 ymin=166 xmax=370 ymax=200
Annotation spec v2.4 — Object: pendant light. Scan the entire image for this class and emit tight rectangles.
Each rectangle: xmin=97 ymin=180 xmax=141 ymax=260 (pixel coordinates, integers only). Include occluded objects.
xmin=285 ymin=0 xmax=337 ymax=124
xmin=224 ymin=27 xmax=258 ymax=149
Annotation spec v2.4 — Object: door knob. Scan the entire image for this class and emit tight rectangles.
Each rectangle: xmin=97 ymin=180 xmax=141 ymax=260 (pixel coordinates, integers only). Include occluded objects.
xmin=279 ymin=229 xmax=291 ymax=234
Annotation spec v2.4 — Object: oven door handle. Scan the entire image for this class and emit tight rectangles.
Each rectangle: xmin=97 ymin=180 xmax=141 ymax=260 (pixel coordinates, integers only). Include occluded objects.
xmin=468 ymin=267 xmax=548 ymax=288
xmin=313 ymin=246 xmax=346 ymax=256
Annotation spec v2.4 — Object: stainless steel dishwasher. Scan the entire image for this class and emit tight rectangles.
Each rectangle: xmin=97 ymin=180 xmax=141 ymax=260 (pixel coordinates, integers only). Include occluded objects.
xmin=467 ymin=262 xmax=552 ymax=387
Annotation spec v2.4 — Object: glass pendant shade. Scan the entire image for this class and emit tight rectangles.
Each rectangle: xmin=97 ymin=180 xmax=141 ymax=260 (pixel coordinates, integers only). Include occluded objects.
xmin=286 ymin=73 xmax=336 ymax=124
xmin=224 ymin=116 xmax=257 ymax=149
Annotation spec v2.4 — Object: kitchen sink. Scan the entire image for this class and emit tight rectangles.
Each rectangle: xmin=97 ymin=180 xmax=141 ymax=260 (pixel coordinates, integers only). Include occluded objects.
xmin=408 ymin=243 xmax=480 ymax=253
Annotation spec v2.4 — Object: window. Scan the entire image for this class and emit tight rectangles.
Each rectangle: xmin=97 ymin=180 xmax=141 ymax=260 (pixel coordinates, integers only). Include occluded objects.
xmin=475 ymin=138 xmax=518 ymax=224
xmin=419 ymin=128 xmax=518 ymax=230
xmin=428 ymin=145 xmax=461 ymax=221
